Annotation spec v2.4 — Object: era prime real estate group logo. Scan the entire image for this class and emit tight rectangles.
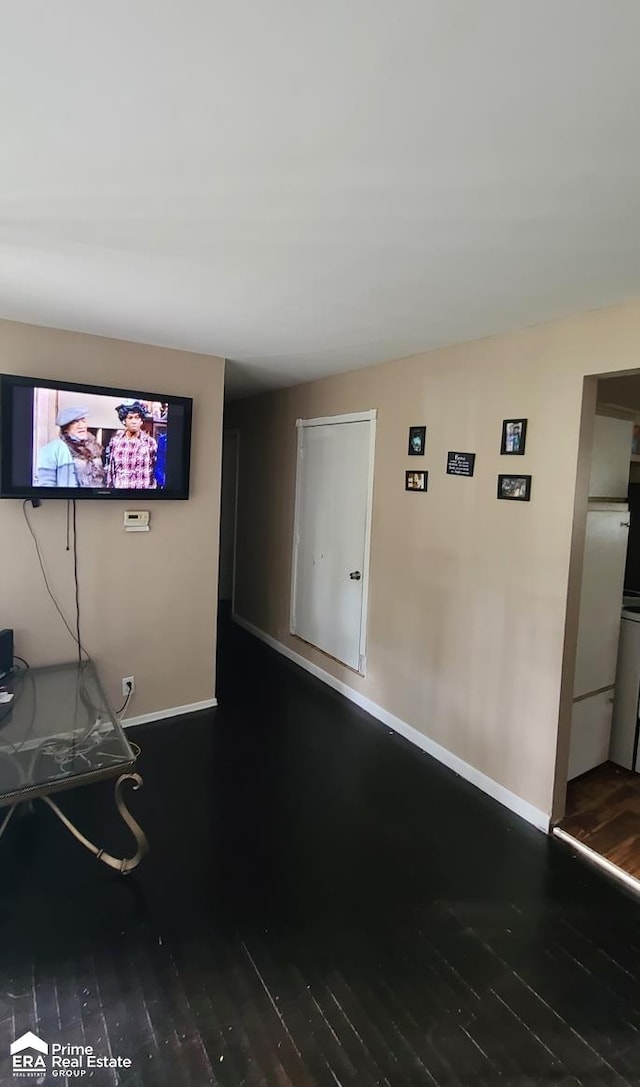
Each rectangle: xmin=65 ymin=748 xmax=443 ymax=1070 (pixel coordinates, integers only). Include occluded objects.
xmin=9 ymin=1031 xmax=133 ymax=1078
xmin=10 ymin=1033 xmax=48 ymax=1077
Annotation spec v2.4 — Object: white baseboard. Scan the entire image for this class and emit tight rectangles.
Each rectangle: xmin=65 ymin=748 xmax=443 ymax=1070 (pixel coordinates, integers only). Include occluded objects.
xmin=232 ymin=613 xmax=550 ymax=833
xmin=122 ymin=697 xmax=217 ymax=728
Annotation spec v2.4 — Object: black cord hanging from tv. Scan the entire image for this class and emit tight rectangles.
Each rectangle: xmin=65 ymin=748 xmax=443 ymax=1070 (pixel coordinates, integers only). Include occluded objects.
xmin=72 ymin=499 xmax=82 ymax=666
xmin=22 ymin=499 xmax=91 ymax=662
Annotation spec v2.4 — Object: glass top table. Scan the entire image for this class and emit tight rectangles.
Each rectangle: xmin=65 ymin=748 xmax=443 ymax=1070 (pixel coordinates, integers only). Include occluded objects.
xmin=0 ymin=660 xmax=147 ymax=873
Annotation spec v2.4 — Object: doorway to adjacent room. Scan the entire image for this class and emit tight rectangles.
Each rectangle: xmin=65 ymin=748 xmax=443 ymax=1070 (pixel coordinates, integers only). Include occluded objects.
xmin=555 ymin=371 xmax=640 ymax=890
xmin=218 ymin=429 xmax=239 ymax=610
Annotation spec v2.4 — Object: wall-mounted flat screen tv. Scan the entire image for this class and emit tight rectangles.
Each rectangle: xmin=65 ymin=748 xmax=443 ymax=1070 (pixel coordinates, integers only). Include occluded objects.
xmin=0 ymin=374 xmax=192 ymax=500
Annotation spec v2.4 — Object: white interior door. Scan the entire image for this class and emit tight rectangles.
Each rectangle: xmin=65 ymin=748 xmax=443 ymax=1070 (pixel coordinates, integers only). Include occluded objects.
xmin=291 ymin=412 xmax=375 ymax=671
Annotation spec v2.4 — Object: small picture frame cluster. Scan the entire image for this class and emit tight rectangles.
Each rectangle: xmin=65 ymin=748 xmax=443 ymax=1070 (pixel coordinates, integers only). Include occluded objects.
xmin=406 ymin=470 xmax=428 ymax=492
xmin=408 ymin=425 xmax=426 ymax=456
xmin=497 ymin=474 xmax=531 ymax=502
xmin=501 ymin=418 xmax=527 ymax=455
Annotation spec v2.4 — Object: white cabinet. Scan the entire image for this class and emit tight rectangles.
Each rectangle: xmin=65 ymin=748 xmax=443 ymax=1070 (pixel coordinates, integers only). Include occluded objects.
xmin=588 ymin=415 xmax=632 ymax=499
xmin=568 ymin=690 xmax=615 ymax=781
xmin=610 ymin=615 xmax=640 ymax=771
xmin=573 ymin=510 xmax=629 ymax=698
xmin=568 ymin=414 xmax=632 ymax=779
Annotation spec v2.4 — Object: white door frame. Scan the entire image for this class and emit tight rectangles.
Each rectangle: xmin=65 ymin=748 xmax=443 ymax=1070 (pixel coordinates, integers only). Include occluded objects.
xmin=290 ymin=409 xmax=377 ymax=675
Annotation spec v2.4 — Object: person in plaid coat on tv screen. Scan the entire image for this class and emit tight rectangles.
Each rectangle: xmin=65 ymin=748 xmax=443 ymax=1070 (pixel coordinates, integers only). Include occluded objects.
xmin=106 ymin=401 xmax=158 ymax=489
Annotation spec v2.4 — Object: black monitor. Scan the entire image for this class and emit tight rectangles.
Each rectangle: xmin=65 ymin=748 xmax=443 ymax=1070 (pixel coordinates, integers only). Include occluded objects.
xmin=0 ymin=374 xmax=192 ymax=500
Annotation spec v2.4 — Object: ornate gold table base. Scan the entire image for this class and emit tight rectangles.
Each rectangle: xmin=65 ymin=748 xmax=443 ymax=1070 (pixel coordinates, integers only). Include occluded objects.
xmin=0 ymin=773 xmax=148 ymax=875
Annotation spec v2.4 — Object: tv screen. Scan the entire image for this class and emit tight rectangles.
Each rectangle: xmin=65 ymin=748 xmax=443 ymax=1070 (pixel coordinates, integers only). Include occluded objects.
xmin=0 ymin=374 xmax=192 ymax=500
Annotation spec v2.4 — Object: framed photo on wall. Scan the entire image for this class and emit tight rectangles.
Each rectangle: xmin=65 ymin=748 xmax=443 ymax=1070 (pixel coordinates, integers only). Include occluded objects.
xmin=408 ymin=425 xmax=426 ymax=456
xmin=405 ymin=470 xmax=428 ymax=492
xmin=500 ymin=418 xmax=527 ymax=455
xmin=497 ymin=474 xmax=531 ymax=501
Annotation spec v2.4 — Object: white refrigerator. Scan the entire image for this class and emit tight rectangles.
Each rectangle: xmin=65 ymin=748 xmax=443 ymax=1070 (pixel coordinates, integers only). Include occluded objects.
xmin=567 ymin=415 xmax=632 ymax=780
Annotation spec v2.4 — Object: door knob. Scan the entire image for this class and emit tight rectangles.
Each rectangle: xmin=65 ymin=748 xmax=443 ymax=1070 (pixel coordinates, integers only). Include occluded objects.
xmin=621 ymin=521 xmax=630 ymax=527
xmin=349 ymin=571 xmax=362 ymax=580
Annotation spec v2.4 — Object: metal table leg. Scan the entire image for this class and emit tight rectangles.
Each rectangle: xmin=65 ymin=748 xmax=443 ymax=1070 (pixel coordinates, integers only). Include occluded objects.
xmin=0 ymin=804 xmax=16 ymax=840
xmin=41 ymin=773 xmax=149 ymax=874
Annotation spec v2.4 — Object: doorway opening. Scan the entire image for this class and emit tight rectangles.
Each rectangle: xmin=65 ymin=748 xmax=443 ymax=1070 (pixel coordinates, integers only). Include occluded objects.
xmin=218 ymin=429 xmax=239 ymax=613
xmin=555 ymin=372 xmax=640 ymax=888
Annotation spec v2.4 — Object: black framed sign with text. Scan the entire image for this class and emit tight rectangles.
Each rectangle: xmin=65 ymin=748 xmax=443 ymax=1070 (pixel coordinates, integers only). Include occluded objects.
xmin=446 ymin=452 xmax=476 ymax=477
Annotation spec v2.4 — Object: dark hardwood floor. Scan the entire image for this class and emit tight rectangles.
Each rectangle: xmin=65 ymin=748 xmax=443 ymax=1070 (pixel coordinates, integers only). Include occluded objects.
xmin=561 ymin=762 xmax=640 ymax=879
xmin=2 ymin=615 xmax=640 ymax=1085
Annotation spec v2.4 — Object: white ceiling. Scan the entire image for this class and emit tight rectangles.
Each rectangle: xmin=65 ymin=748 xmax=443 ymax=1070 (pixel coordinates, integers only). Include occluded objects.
xmin=2 ymin=2 xmax=640 ymax=398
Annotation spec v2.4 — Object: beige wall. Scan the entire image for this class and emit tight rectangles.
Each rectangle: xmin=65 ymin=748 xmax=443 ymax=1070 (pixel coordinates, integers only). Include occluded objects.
xmin=0 ymin=319 xmax=224 ymax=716
xmin=228 ymin=300 xmax=640 ymax=819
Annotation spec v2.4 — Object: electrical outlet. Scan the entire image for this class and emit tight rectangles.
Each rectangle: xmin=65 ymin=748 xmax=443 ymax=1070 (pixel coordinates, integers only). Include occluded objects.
xmin=122 ymin=675 xmax=135 ymax=698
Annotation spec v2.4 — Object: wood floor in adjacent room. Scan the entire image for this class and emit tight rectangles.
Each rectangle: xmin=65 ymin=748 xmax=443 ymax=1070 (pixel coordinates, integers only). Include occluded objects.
xmin=2 ymin=617 xmax=640 ymax=1085
xmin=561 ymin=760 xmax=640 ymax=879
